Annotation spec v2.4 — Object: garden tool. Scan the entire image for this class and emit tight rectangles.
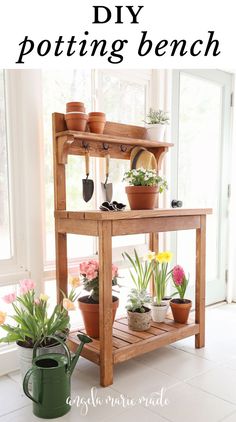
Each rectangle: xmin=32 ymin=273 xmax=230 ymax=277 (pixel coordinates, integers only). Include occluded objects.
xmin=82 ymin=151 xmax=94 ymax=202
xmin=23 ymin=333 xmax=92 ymax=419
xmin=101 ymin=153 xmax=113 ymax=202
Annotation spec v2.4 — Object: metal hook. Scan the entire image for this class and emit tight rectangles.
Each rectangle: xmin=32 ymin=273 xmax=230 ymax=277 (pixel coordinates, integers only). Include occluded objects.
xmin=120 ymin=145 xmax=127 ymax=152
xmin=103 ymin=143 xmax=109 ymax=150
xmin=82 ymin=141 xmax=89 ymax=149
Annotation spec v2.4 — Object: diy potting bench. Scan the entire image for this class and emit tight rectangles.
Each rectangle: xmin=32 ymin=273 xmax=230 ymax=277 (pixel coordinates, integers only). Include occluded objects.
xmin=52 ymin=112 xmax=212 ymax=387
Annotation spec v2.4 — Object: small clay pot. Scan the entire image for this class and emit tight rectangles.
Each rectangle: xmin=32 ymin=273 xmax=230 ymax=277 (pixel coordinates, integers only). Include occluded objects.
xmin=127 ymin=307 xmax=151 ymax=331
xmin=88 ymin=112 xmax=106 ymax=134
xmin=151 ymin=303 xmax=168 ymax=322
xmin=66 ymin=102 xmax=85 ymax=113
xmin=170 ymin=299 xmax=192 ymax=324
xmin=78 ymin=296 xmax=119 ymax=338
xmin=125 ymin=185 xmax=158 ymax=210
xmin=65 ymin=112 xmax=88 ymax=131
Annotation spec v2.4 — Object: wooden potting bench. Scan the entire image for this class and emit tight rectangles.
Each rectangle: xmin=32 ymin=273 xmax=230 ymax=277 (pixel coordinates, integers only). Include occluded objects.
xmin=52 ymin=112 xmax=212 ymax=387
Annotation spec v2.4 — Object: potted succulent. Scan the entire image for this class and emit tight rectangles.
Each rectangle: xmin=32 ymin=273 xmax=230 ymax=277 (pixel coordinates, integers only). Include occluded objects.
xmin=149 ymin=251 xmax=173 ymax=322
xmin=0 ymin=278 xmax=75 ymax=380
xmin=123 ymin=249 xmax=152 ymax=331
xmin=144 ymin=108 xmax=170 ymax=141
xmin=123 ymin=168 xmax=168 ymax=210
xmin=78 ymin=260 xmax=119 ymax=338
xmin=170 ymin=265 xmax=192 ymax=324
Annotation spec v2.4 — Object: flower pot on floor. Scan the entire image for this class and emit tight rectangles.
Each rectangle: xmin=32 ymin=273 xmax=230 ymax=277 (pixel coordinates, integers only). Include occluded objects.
xmin=125 ymin=185 xmax=158 ymax=210
xmin=127 ymin=307 xmax=151 ymax=331
xmin=88 ymin=112 xmax=106 ymax=134
xmin=66 ymin=102 xmax=85 ymax=113
xmin=151 ymin=303 xmax=168 ymax=322
xmin=65 ymin=112 xmax=88 ymax=131
xmin=78 ymin=296 xmax=119 ymax=338
xmin=146 ymin=124 xmax=166 ymax=141
xmin=170 ymin=299 xmax=192 ymax=324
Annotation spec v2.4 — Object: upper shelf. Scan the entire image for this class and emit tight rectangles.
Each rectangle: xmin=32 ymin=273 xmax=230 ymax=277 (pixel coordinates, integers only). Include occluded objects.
xmin=53 ymin=113 xmax=173 ymax=167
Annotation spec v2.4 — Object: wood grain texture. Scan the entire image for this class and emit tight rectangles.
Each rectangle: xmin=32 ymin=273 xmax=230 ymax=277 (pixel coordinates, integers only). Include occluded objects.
xmin=112 ymin=216 xmax=201 ymax=236
xmin=195 ymin=215 xmax=206 ymax=348
xmin=98 ymin=221 xmax=113 ymax=387
xmin=57 ymin=218 xmax=98 ymax=236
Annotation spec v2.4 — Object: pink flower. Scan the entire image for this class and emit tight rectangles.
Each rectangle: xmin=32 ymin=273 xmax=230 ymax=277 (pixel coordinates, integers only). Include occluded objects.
xmin=34 ymin=298 xmax=40 ymax=305
xmin=19 ymin=279 xmax=36 ymax=295
xmin=112 ymin=264 xmax=118 ymax=278
xmin=2 ymin=293 xmax=16 ymax=304
xmin=79 ymin=262 xmax=90 ymax=275
xmin=86 ymin=269 xmax=98 ymax=281
xmin=172 ymin=265 xmax=185 ymax=286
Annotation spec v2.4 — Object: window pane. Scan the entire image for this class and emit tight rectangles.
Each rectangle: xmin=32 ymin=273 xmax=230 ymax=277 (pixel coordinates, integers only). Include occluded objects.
xmin=42 ymin=70 xmax=94 ymax=262
xmin=0 ymin=70 xmax=11 ymax=259
xmin=100 ymin=71 xmax=147 ymax=247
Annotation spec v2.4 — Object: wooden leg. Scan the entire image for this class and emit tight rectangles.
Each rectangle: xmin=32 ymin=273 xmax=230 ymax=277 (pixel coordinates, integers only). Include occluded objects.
xmin=98 ymin=221 xmax=113 ymax=387
xmin=195 ymin=215 xmax=206 ymax=348
xmin=55 ymin=231 xmax=68 ymax=303
xmin=149 ymin=233 xmax=159 ymax=296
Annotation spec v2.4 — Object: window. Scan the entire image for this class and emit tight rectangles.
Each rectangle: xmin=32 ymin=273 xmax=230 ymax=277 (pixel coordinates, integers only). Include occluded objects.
xmin=0 ymin=70 xmax=11 ymax=260
xmin=42 ymin=69 xmax=151 ymax=272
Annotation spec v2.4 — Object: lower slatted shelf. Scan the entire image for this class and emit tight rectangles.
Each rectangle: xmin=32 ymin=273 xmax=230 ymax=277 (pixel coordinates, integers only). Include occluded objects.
xmin=67 ymin=315 xmax=199 ymax=365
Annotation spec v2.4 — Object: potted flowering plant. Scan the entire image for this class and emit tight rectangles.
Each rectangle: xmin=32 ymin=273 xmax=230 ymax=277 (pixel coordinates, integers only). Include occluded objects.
xmin=170 ymin=265 xmax=192 ymax=324
xmin=123 ymin=168 xmax=168 ymax=210
xmin=78 ymin=260 xmax=119 ymax=338
xmin=148 ymin=251 xmax=173 ymax=322
xmin=144 ymin=108 xmax=170 ymax=141
xmin=0 ymin=278 xmax=76 ymax=379
xmin=123 ymin=249 xmax=152 ymax=331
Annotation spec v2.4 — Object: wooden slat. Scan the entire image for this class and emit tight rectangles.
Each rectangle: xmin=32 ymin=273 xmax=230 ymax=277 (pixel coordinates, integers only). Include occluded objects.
xmin=112 ymin=328 xmax=140 ymax=344
xmin=57 ymin=218 xmax=98 ymax=236
xmin=55 ymin=208 xmax=213 ymax=221
xmin=113 ymin=324 xmax=200 ymax=364
xmin=113 ymin=321 xmax=154 ymax=339
xmin=112 ymin=216 xmax=201 ymax=236
xmin=118 ymin=318 xmax=170 ymax=336
xmin=150 ymin=321 xmax=176 ymax=332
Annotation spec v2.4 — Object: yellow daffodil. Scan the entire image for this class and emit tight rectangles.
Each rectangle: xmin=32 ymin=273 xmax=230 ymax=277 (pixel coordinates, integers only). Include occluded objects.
xmin=39 ymin=293 xmax=49 ymax=302
xmin=68 ymin=275 xmax=81 ymax=289
xmin=143 ymin=250 xmax=156 ymax=262
xmin=156 ymin=251 xmax=173 ymax=263
xmin=162 ymin=251 xmax=173 ymax=263
xmin=0 ymin=311 xmax=7 ymax=325
xmin=63 ymin=298 xmax=76 ymax=311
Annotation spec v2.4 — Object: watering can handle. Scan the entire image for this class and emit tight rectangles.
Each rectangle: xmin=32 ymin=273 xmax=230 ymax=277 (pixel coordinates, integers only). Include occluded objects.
xmin=23 ymin=367 xmax=40 ymax=404
xmin=32 ymin=335 xmax=71 ymax=367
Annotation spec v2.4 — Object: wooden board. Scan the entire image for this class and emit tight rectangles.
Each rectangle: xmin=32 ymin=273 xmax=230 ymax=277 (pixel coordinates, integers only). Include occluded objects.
xmin=68 ymin=315 xmax=199 ymax=366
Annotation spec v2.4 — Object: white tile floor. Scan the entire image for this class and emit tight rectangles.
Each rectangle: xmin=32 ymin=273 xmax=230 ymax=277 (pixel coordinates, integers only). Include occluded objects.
xmin=1 ymin=303 xmax=236 ymax=422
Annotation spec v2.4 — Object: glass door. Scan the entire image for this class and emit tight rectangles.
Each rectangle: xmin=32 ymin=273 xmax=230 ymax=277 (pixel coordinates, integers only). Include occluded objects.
xmin=171 ymin=69 xmax=232 ymax=305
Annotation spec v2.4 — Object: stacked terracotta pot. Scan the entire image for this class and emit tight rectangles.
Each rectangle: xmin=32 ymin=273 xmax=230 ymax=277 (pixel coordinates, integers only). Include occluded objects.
xmin=65 ymin=102 xmax=106 ymax=134
xmin=88 ymin=112 xmax=106 ymax=134
xmin=65 ymin=102 xmax=88 ymax=131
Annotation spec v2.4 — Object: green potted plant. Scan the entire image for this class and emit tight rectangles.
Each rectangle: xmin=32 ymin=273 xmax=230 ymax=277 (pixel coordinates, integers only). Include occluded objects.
xmin=78 ymin=260 xmax=119 ymax=338
xmin=123 ymin=168 xmax=168 ymax=210
xmin=149 ymin=251 xmax=173 ymax=322
xmin=123 ymin=249 xmax=152 ymax=331
xmin=170 ymin=265 xmax=192 ymax=324
xmin=144 ymin=108 xmax=170 ymax=141
xmin=0 ymin=278 xmax=75 ymax=380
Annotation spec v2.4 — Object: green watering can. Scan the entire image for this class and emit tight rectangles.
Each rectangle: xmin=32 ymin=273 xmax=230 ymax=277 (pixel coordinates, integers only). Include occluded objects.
xmin=23 ymin=333 xmax=92 ymax=419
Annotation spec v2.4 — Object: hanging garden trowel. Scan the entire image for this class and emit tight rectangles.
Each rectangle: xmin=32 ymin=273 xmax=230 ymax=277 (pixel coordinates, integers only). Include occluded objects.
xmin=82 ymin=151 xmax=94 ymax=202
xmin=101 ymin=154 xmax=113 ymax=202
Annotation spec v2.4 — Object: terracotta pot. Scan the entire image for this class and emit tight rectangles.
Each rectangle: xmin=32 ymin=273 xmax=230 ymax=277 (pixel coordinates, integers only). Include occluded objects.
xmin=66 ymin=102 xmax=85 ymax=113
xmin=65 ymin=112 xmax=88 ymax=131
xmin=88 ymin=112 xmax=106 ymax=134
xmin=170 ymin=299 xmax=192 ymax=324
xmin=125 ymin=185 xmax=158 ymax=210
xmin=78 ymin=296 xmax=119 ymax=338
xmin=127 ymin=307 xmax=151 ymax=331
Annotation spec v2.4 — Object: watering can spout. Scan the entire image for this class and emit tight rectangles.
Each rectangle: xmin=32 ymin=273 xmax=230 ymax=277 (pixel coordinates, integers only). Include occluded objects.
xmin=69 ymin=333 xmax=92 ymax=375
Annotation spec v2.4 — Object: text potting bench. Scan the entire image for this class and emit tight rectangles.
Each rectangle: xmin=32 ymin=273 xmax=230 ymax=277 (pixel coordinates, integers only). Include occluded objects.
xmin=53 ymin=112 xmax=212 ymax=387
